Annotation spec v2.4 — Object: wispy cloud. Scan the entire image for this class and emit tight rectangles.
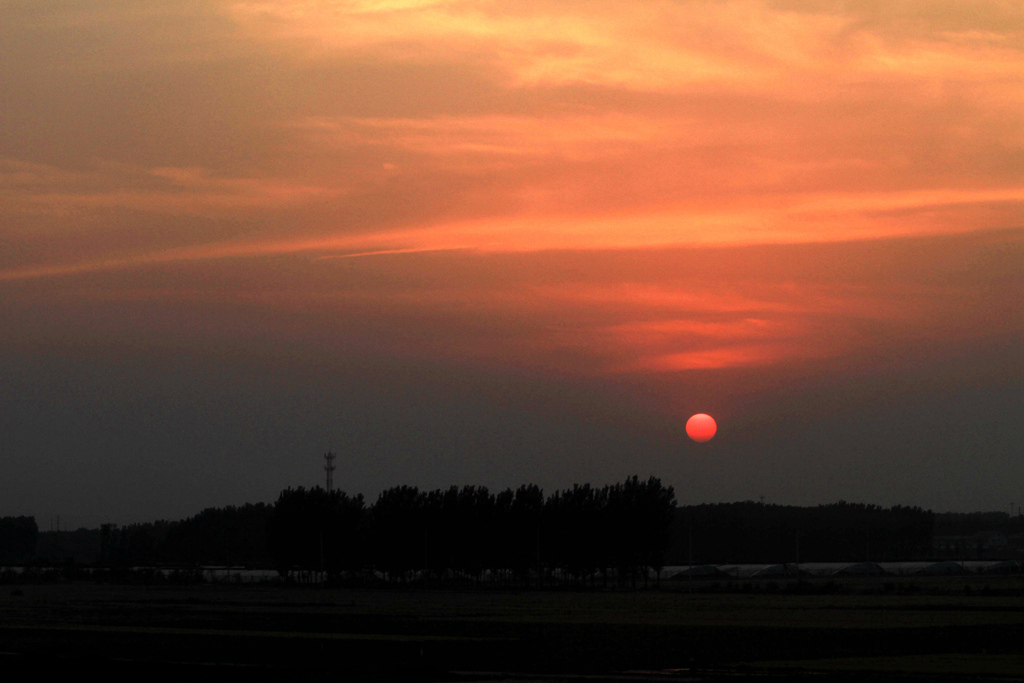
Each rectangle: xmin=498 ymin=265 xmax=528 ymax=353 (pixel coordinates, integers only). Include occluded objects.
xmin=227 ymin=0 xmax=1024 ymax=93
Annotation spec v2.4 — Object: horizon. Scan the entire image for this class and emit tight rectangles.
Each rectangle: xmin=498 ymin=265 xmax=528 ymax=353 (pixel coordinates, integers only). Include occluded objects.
xmin=27 ymin=484 xmax=1024 ymax=531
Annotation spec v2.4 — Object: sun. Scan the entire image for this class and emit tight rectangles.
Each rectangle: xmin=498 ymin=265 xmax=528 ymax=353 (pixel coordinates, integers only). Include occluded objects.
xmin=686 ymin=413 xmax=717 ymax=442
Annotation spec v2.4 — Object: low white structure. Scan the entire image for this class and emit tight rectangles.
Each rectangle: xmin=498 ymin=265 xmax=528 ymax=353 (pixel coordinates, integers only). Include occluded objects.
xmin=961 ymin=560 xmax=1021 ymax=574
xmin=663 ymin=565 xmax=726 ymax=579
xmin=876 ymin=561 xmax=965 ymax=575
xmin=799 ymin=562 xmax=887 ymax=577
xmin=716 ymin=563 xmax=805 ymax=578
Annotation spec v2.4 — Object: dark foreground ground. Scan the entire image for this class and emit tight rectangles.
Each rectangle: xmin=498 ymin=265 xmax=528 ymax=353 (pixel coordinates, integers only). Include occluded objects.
xmin=2 ymin=576 xmax=1023 ymax=682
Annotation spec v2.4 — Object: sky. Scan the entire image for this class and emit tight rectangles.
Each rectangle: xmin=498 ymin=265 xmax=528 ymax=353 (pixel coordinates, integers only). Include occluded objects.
xmin=1 ymin=0 xmax=1021 ymax=526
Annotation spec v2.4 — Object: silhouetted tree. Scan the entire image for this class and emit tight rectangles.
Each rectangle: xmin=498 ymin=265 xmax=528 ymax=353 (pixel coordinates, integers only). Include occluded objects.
xmin=267 ymin=487 xmax=364 ymax=579
xmin=605 ymin=476 xmax=676 ymax=587
xmin=0 ymin=516 xmax=38 ymax=563
xmin=163 ymin=503 xmax=272 ymax=566
xmin=545 ymin=484 xmax=605 ymax=584
xmin=371 ymin=485 xmax=425 ymax=580
xmin=510 ymin=484 xmax=544 ymax=585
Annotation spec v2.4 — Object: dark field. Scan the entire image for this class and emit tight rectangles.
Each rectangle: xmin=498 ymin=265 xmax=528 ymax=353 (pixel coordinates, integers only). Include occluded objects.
xmin=2 ymin=577 xmax=1024 ymax=681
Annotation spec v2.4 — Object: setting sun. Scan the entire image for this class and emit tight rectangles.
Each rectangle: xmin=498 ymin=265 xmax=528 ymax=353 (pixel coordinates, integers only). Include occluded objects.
xmin=686 ymin=414 xmax=718 ymax=443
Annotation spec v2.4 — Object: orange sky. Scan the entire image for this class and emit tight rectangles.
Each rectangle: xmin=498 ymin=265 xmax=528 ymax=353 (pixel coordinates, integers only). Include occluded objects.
xmin=0 ymin=0 xmax=1021 ymax=522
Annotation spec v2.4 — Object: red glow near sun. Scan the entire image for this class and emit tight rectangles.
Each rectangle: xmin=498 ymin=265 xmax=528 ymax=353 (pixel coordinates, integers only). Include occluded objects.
xmin=686 ymin=413 xmax=717 ymax=443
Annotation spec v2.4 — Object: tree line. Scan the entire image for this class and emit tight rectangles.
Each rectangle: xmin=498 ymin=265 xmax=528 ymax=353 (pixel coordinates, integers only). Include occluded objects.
xmin=16 ymin=477 xmax=677 ymax=586
xmin=0 ymin=516 xmax=37 ymax=564
xmin=11 ymin=487 xmax=1011 ymax=579
xmin=669 ymin=501 xmax=935 ymax=564
xmin=268 ymin=475 xmax=676 ymax=586
xmin=934 ymin=511 xmax=1024 ymax=537
xmin=97 ymin=503 xmax=272 ymax=568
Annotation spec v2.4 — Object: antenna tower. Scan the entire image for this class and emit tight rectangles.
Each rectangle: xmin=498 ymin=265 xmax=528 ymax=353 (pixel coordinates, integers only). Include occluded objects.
xmin=323 ymin=451 xmax=337 ymax=492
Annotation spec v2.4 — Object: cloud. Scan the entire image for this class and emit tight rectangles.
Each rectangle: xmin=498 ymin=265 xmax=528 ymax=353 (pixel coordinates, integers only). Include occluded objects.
xmin=2 ymin=0 xmax=1020 ymax=284
xmin=226 ymin=0 xmax=1024 ymax=93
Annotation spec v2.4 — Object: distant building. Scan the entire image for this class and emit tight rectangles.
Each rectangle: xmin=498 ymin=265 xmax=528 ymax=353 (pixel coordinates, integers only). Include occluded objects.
xmin=934 ymin=531 xmax=1012 ymax=559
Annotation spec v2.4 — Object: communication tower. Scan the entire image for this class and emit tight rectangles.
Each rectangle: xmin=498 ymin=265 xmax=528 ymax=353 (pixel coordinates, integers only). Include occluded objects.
xmin=324 ymin=451 xmax=337 ymax=492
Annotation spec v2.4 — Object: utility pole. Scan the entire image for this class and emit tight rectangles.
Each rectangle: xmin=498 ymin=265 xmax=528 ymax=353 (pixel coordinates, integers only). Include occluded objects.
xmin=320 ymin=451 xmax=337 ymax=586
xmin=323 ymin=451 xmax=336 ymax=492
xmin=688 ymin=522 xmax=694 ymax=593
